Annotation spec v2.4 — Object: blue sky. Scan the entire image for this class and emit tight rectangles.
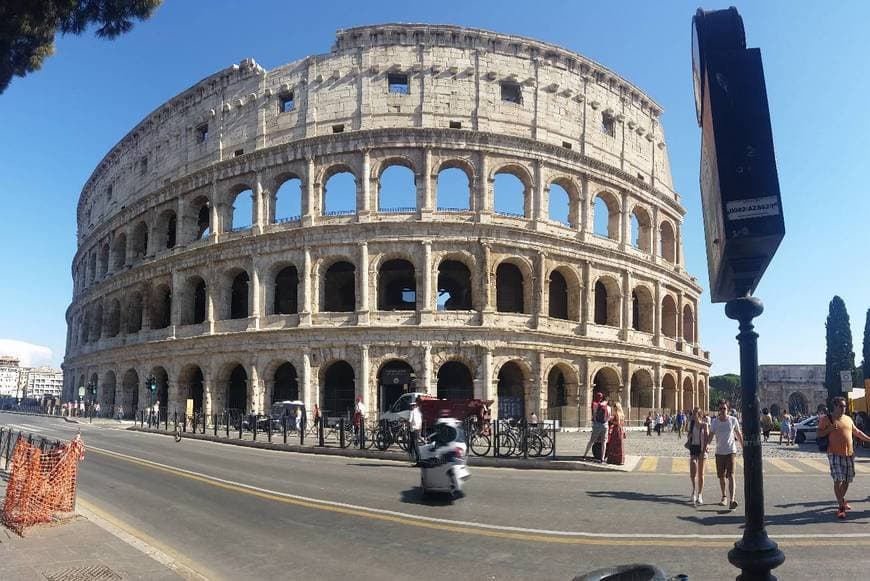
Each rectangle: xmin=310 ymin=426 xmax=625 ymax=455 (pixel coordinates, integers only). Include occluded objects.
xmin=1 ymin=0 xmax=868 ymax=373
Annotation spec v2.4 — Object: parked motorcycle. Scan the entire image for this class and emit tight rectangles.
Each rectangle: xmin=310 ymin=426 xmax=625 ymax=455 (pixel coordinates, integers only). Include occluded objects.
xmin=418 ymin=417 xmax=470 ymax=498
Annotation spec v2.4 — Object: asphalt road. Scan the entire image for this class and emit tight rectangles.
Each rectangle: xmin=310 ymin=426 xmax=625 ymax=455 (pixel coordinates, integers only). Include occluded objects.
xmin=2 ymin=412 xmax=868 ymax=580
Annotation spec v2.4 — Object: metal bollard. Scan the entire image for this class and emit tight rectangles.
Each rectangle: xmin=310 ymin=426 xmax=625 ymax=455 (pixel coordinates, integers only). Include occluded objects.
xmin=174 ymin=412 xmax=178 ymax=432
xmin=164 ymin=412 xmax=169 ymax=431
xmin=359 ymin=421 xmax=365 ymax=449
xmin=283 ymin=416 xmax=288 ymax=444
xmin=552 ymin=420 xmax=557 ymax=457
xmin=267 ymin=416 xmax=272 ymax=443
xmin=238 ymin=415 xmax=243 ymax=440
xmin=522 ymin=419 xmax=528 ymax=460
xmin=182 ymin=412 xmax=187 ymax=433
xmin=339 ymin=418 xmax=346 ymax=449
xmin=300 ymin=417 xmax=305 ymax=446
xmin=494 ymin=420 xmax=500 ymax=458
xmin=225 ymin=412 xmax=230 ymax=438
xmin=253 ymin=416 xmax=258 ymax=441
xmin=318 ymin=416 xmax=325 ymax=447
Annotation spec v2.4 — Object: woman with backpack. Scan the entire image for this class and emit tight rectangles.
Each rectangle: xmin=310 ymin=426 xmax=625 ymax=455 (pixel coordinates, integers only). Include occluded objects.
xmin=686 ymin=406 xmax=709 ymax=506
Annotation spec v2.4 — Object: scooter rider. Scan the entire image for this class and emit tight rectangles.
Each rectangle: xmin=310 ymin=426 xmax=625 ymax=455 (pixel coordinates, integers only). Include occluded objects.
xmin=409 ymin=397 xmax=423 ymax=465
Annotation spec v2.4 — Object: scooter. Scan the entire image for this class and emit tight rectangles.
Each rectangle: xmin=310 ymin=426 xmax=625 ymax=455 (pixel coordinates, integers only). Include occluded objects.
xmin=418 ymin=417 xmax=470 ymax=498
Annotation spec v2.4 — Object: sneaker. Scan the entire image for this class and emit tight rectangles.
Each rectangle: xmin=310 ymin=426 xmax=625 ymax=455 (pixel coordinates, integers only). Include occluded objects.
xmin=691 ymin=494 xmax=697 ymax=507
xmin=719 ymin=497 xmax=728 ymax=506
xmin=696 ymin=494 xmax=703 ymax=505
xmin=837 ymin=509 xmax=847 ymax=519
xmin=730 ymin=500 xmax=739 ymax=510
xmin=844 ymin=502 xmax=852 ymax=511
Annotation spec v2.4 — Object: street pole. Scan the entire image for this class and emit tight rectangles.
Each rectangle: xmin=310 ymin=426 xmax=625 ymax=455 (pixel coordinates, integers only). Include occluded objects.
xmin=725 ymin=296 xmax=784 ymax=580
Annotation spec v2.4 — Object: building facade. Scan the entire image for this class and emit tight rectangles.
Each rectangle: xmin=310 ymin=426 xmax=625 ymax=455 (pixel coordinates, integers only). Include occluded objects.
xmin=63 ymin=24 xmax=711 ymax=424
xmin=758 ymin=364 xmax=826 ymax=418
xmin=0 ymin=356 xmax=21 ymax=398
xmin=24 ymin=366 xmax=64 ymax=400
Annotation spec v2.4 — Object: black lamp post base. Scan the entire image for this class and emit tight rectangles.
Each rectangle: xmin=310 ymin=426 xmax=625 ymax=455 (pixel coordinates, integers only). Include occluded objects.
xmin=728 ymin=534 xmax=785 ymax=581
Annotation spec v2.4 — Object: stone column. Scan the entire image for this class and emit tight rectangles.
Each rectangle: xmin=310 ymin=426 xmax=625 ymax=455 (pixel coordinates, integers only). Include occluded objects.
xmin=580 ymin=176 xmax=592 ymax=240
xmin=580 ymin=260 xmax=591 ymax=334
xmin=535 ymin=251 xmax=546 ymax=328
xmin=477 ymin=152 xmax=491 ymax=218
xmin=175 ymin=196 xmax=186 ymax=250
xmin=534 ymin=351 xmax=546 ymax=415
xmin=621 ymin=270 xmax=632 ymax=340
xmin=251 ymin=256 xmax=262 ymax=330
xmin=677 ymin=289 xmax=685 ymax=348
xmin=302 ymin=157 xmax=316 ymax=226
xmin=253 ymin=174 xmax=265 ymax=234
xmin=300 ymin=247 xmax=312 ymax=326
xmin=302 ymin=349 xmax=313 ymax=410
xmin=654 ymin=363 xmax=663 ymax=410
xmin=533 ymin=159 xmax=545 ymax=229
xmin=203 ymin=369 xmax=215 ymax=416
xmin=249 ymin=360 xmax=263 ymax=414
xmin=358 ymin=242 xmax=370 ymax=324
xmin=651 ymin=205 xmax=660 ymax=260
xmin=206 ymin=274 xmax=216 ymax=335
xmin=620 ymin=190 xmax=631 ymax=249
xmin=359 ymin=345 xmax=371 ymax=410
xmin=653 ymin=280 xmax=662 ymax=347
xmin=422 ymin=344 xmax=433 ymax=396
xmin=675 ymin=223 xmax=683 ymax=267
xmin=481 ymin=242 xmax=492 ymax=313
xmin=420 ymin=147 xmax=433 ymax=215
xmin=170 ymin=270 xmax=182 ymax=332
xmin=480 ymin=347 xmax=495 ymax=407
xmin=358 ymin=149 xmax=371 ymax=220
xmin=420 ymin=241 xmax=432 ymax=319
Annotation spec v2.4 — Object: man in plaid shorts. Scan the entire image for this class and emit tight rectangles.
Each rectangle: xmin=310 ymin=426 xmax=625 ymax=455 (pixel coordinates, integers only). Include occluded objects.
xmin=817 ymin=396 xmax=870 ymax=519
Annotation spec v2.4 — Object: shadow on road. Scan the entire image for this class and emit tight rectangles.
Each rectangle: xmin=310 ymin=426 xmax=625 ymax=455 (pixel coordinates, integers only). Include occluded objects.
xmin=346 ymin=462 xmax=409 ymax=469
xmin=586 ymin=489 xmax=690 ymax=506
xmin=678 ymin=507 xmax=870 ymax=527
xmin=400 ymin=486 xmax=457 ymax=507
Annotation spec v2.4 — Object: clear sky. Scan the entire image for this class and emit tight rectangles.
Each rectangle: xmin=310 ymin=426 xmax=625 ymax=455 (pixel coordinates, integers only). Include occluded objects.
xmin=1 ymin=0 xmax=868 ymax=373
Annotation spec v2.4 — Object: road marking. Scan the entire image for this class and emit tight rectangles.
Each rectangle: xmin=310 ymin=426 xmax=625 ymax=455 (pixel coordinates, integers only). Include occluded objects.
xmin=637 ymin=457 xmax=658 ymax=472
xmin=767 ymin=459 xmax=802 ymax=473
xmin=86 ymin=445 xmax=870 ymax=547
xmin=798 ymin=458 xmax=829 ymax=473
xmin=854 ymin=462 xmax=870 ymax=474
xmin=671 ymin=458 xmax=688 ymax=474
xmin=77 ymin=498 xmax=215 ymax=581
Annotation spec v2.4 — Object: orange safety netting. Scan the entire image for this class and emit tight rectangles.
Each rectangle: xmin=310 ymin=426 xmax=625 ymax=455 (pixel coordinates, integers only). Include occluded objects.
xmin=2 ymin=434 xmax=85 ymax=534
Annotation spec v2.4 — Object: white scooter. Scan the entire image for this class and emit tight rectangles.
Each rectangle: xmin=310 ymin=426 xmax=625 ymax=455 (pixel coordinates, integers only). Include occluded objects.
xmin=418 ymin=418 xmax=470 ymax=498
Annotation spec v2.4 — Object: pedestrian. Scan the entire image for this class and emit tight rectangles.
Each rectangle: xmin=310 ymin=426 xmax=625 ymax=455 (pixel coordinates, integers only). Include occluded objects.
xmin=817 ymin=396 xmax=870 ymax=518
xmin=605 ymin=402 xmax=625 ymax=465
xmin=117 ymin=405 xmax=124 ymax=422
xmin=644 ymin=412 xmax=653 ymax=436
xmin=295 ymin=406 xmax=303 ymax=432
xmin=95 ymin=402 xmax=101 ymax=418
xmin=675 ymin=411 xmax=685 ymax=438
xmin=687 ymin=406 xmax=709 ymax=506
xmin=313 ymin=403 xmax=321 ymax=428
xmin=655 ymin=411 xmax=663 ymax=436
xmin=582 ymin=392 xmax=610 ymax=462
xmin=760 ymin=408 xmax=773 ymax=442
xmin=529 ymin=411 xmax=539 ymax=427
xmin=706 ymin=400 xmax=743 ymax=511
xmin=780 ymin=411 xmax=792 ymax=445
xmin=408 ymin=397 xmax=423 ymax=465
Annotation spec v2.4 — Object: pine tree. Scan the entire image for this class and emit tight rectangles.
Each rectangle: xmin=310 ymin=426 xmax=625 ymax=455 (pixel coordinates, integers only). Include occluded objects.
xmin=824 ymin=296 xmax=855 ymax=404
xmin=862 ymin=308 xmax=870 ymax=385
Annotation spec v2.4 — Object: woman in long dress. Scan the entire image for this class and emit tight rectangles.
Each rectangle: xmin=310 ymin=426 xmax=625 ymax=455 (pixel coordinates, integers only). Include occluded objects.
xmin=605 ymin=402 xmax=625 ymax=465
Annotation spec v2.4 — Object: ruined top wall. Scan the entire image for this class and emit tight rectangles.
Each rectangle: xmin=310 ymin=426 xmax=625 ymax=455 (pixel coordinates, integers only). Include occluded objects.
xmin=76 ymin=23 xmax=675 ymax=244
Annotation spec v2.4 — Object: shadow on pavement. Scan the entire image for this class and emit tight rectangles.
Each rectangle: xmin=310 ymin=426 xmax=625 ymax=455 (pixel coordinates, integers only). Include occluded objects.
xmin=678 ymin=507 xmax=870 ymax=527
xmin=346 ymin=462 xmax=409 ymax=468
xmin=400 ymin=486 xmax=457 ymax=507
xmin=586 ymin=489 xmax=691 ymax=506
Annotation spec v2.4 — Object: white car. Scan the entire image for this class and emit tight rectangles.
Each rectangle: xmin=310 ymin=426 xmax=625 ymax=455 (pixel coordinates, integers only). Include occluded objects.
xmin=793 ymin=415 xmax=820 ymax=444
xmin=379 ymin=392 xmax=427 ymax=423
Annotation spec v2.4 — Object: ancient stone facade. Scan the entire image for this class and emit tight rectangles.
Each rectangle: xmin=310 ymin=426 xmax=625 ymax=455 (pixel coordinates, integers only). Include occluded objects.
xmin=758 ymin=365 xmax=826 ymax=418
xmin=63 ymin=24 xmax=710 ymax=425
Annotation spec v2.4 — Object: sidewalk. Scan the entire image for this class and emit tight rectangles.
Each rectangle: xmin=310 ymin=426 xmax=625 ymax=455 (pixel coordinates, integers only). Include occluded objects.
xmin=0 ymin=466 xmax=185 ymax=580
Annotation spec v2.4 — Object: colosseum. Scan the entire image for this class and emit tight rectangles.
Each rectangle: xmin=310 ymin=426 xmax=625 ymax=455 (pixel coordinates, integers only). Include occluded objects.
xmin=63 ymin=23 xmax=711 ymax=426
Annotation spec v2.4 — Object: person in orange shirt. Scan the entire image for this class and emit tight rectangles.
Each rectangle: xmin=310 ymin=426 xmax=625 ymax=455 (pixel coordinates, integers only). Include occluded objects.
xmin=817 ymin=396 xmax=870 ymax=519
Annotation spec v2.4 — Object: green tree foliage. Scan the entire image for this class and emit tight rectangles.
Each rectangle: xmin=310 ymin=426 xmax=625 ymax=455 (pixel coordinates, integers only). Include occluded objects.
xmin=824 ymin=295 xmax=855 ymax=403
xmin=0 ymin=0 xmax=161 ymax=94
xmin=709 ymin=374 xmax=741 ymax=408
xmin=863 ymin=308 xmax=870 ymax=384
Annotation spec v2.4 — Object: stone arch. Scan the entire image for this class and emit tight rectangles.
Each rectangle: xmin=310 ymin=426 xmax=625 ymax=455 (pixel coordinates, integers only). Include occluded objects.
xmin=131 ymin=221 xmax=148 ymax=260
xmin=79 ymin=310 xmax=90 ymax=344
xmin=546 ymin=362 xmax=578 ymax=421
xmin=548 ymin=265 xmax=581 ymax=321
xmin=770 ymin=403 xmax=781 ymax=418
xmin=492 ymin=164 xmax=532 ymax=218
xmin=150 ymin=284 xmax=172 ymax=329
xmin=227 ymin=185 xmax=254 ymax=232
xmin=436 ymin=360 xmax=474 ymax=401
xmin=435 ymin=160 xmax=473 ymax=211
xmin=661 ymin=373 xmax=677 ymax=412
xmin=224 ymin=268 xmax=250 ymax=320
xmin=272 ymin=362 xmax=299 ymax=404
xmin=220 ymin=363 xmax=248 ymax=413
xmin=190 ymin=195 xmax=211 ymax=240
xmin=101 ymin=370 xmax=117 ymax=411
xmin=377 ymin=359 xmax=415 ymax=413
xmin=591 ymin=366 xmax=621 ymax=402
xmin=376 ymin=159 xmax=417 ymax=212
xmin=89 ymin=302 xmax=103 ymax=342
xmin=497 ymin=359 xmax=529 ymax=420
xmin=147 ymin=366 xmax=169 ymax=416
xmin=495 ymin=257 xmax=533 ymax=314
xmin=683 ymin=304 xmax=696 ymax=343
xmin=437 ymin=259 xmax=473 ymax=311
xmin=182 ymin=275 xmax=207 ymax=325
xmin=99 ymin=242 xmax=110 ymax=277
xmin=112 ymin=233 xmax=127 ymax=269
xmin=177 ymin=364 xmax=205 ymax=416
xmin=660 ymin=219 xmax=676 ymax=262
xmin=788 ymin=392 xmax=808 ymax=416
xmin=593 ymin=275 xmax=621 ymax=327
xmin=547 ymin=177 xmax=581 ymax=228
xmin=88 ymin=251 xmax=97 ymax=284
xmin=321 ymin=360 xmax=355 ymax=417
xmin=322 ymin=165 xmax=357 ymax=215
xmin=154 ymin=208 xmax=177 ymax=250
xmin=662 ymin=294 xmax=678 ymax=338
xmin=682 ymin=376 xmax=694 ymax=412
xmin=592 ymin=190 xmax=620 ymax=240
xmin=377 ymin=258 xmax=416 ymax=311
xmin=321 ymin=259 xmax=356 ymax=312
xmin=630 ymin=369 xmax=654 ymax=410
xmin=105 ymin=298 xmax=121 ymax=337
xmin=121 ymin=368 xmax=139 ymax=418
xmin=272 ymin=173 xmax=303 ymax=223
xmin=273 ymin=264 xmax=299 ymax=315
xmin=631 ymin=284 xmax=654 ymax=333
xmin=630 ymin=205 xmax=653 ymax=252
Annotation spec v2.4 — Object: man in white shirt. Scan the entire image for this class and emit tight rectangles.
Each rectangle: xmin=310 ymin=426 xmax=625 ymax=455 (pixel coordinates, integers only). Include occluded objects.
xmin=706 ymin=400 xmax=743 ymax=510
xmin=408 ymin=398 xmax=423 ymax=465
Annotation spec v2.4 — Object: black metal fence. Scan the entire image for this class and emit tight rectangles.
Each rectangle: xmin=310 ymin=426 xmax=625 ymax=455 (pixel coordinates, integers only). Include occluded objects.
xmin=0 ymin=425 xmax=65 ymax=471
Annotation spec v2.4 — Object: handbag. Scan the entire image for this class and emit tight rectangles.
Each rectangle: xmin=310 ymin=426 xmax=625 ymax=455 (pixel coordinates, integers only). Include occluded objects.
xmin=817 ymin=413 xmax=832 ymax=452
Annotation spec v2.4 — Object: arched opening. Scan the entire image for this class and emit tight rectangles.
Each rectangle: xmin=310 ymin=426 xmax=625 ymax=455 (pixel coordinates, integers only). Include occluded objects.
xmin=593 ymin=194 xmax=619 ymax=239
xmin=662 ymin=374 xmax=677 ymax=413
xmin=683 ymin=305 xmax=695 ymax=343
xmin=682 ymin=377 xmax=694 ymax=412
xmin=230 ymin=271 xmax=249 ymax=319
xmin=274 ymin=177 xmax=302 ymax=223
xmin=436 ymin=361 xmax=473 ymax=401
xmin=184 ymin=276 xmax=207 ymax=325
xmin=323 ymin=261 xmax=356 ymax=312
xmin=131 ymin=221 xmax=148 ymax=260
xmin=90 ymin=303 xmax=103 ymax=342
xmin=493 ymin=171 xmax=528 ymax=217
xmin=178 ymin=365 xmax=204 ymax=416
xmin=662 ymin=295 xmax=678 ymax=338
xmin=227 ymin=365 xmax=248 ymax=413
xmin=592 ymin=367 xmax=620 ymax=402
xmin=154 ymin=210 xmax=177 ymax=250
xmin=437 ymin=260 xmax=472 ymax=311
xmin=378 ymin=164 xmax=417 ymax=211
xmin=378 ymin=360 xmax=415 ymax=412
xmin=122 ymin=369 xmax=139 ymax=418
xmin=273 ymin=363 xmax=299 ymax=403
xmin=150 ymin=285 xmax=172 ymax=329
xmin=378 ymin=259 xmax=416 ymax=311
xmin=496 ymin=262 xmax=524 ymax=313
xmin=88 ymin=252 xmax=97 ymax=284
xmin=631 ymin=207 xmax=652 ymax=252
xmin=149 ymin=367 xmax=169 ymax=415
xmin=770 ymin=403 xmax=780 ymax=418
xmin=274 ymin=266 xmax=299 ymax=315
xmin=630 ymin=370 xmax=654 ymax=411
xmin=99 ymin=244 xmax=110 ymax=277
xmin=192 ymin=196 xmax=210 ymax=239
xmin=631 ymin=286 xmax=654 ymax=333
xmin=126 ymin=292 xmax=143 ymax=333
xmin=788 ymin=392 xmax=808 ymax=416
xmin=323 ymin=171 xmax=357 ymax=215
xmin=102 ymin=371 xmax=116 ymax=410
xmin=548 ymin=270 xmax=568 ymax=319
xmin=594 ymin=278 xmax=620 ymax=327
xmin=547 ymin=366 xmax=568 ymax=420
xmin=322 ymin=361 xmax=355 ymax=417
xmin=548 ymin=183 xmax=570 ymax=226
xmin=112 ymin=234 xmax=127 ymax=270
xmin=436 ymin=166 xmax=471 ymax=211
xmin=229 ymin=189 xmax=253 ymax=232
xmin=79 ymin=312 xmax=90 ymax=344
xmin=498 ymin=361 xmax=526 ymax=420
xmin=660 ymin=221 xmax=676 ymax=262
xmin=105 ymin=298 xmax=121 ymax=337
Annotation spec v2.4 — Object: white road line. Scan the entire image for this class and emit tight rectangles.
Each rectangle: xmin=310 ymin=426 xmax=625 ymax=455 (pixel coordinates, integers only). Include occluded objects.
xmin=90 ymin=444 xmax=870 ymax=541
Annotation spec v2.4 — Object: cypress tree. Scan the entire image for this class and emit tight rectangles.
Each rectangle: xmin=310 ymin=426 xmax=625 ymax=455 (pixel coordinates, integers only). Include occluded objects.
xmin=863 ymin=308 xmax=870 ymax=385
xmin=824 ymin=296 xmax=855 ymax=403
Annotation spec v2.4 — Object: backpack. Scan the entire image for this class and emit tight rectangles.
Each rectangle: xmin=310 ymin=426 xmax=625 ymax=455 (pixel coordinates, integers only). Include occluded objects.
xmin=593 ymin=403 xmax=606 ymax=424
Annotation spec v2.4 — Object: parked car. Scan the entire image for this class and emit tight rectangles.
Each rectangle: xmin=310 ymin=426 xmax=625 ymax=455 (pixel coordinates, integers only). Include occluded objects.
xmin=794 ymin=415 xmax=820 ymax=444
xmin=240 ymin=400 xmax=306 ymax=432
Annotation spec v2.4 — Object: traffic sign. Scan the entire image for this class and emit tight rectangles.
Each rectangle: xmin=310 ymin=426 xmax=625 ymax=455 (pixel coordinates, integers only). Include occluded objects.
xmin=78 ymin=386 xmax=85 ymax=397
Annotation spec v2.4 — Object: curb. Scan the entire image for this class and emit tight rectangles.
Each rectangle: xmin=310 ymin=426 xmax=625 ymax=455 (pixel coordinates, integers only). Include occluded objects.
xmin=127 ymin=427 xmax=623 ymax=472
